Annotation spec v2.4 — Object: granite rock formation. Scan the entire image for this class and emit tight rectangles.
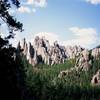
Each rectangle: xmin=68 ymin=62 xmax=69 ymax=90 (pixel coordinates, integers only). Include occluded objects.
xmin=91 ymin=70 xmax=100 ymax=85
xmin=17 ymin=36 xmax=100 ymax=69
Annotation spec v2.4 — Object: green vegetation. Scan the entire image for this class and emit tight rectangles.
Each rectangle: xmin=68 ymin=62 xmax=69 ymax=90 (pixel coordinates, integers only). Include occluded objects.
xmin=0 ymin=0 xmax=23 ymax=99
xmin=21 ymin=55 xmax=100 ymax=100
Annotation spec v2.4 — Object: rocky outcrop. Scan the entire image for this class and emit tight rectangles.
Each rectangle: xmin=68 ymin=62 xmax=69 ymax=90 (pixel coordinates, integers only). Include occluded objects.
xmin=28 ymin=43 xmax=38 ymax=66
xmin=92 ymin=48 xmax=100 ymax=60
xmin=34 ymin=36 xmax=51 ymax=65
xmin=58 ymin=67 xmax=78 ymax=78
xmin=49 ymin=41 xmax=67 ymax=65
xmin=75 ymin=49 xmax=92 ymax=71
xmin=91 ymin=70 xmax=100 ymax=85
xmin=17 ymin=36 xmax=70 ymax=66
xmin=17 ymin=36 xmax=100 ymax=68
xmin=21 ymin=38 xmax=27 ymax=56
xmin=58 ymin=47 xmax=100 ymax=78
xmin=65 ymin=45 xmax=83 ymax=59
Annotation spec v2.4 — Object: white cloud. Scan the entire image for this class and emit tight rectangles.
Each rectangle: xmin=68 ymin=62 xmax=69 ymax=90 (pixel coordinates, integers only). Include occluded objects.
xmin=11 ymin=6 xmax=36 ymax=14
xmin=34 ymin=0 xmax=47 ymax=7
xmin=10 ymin=27 xmax=98 ymax=49
xmin=27 ymin=0 xmax=34 ymax=4
xmin=61 ymin=27 xmax=98 ymax=48
xmin=85 ymin=0 xmax=100 ymax=5
xmin=11 ymin=32 xmax=59 ymax=47
xmin=27 ymin=0 xmax=47 ymax=7
xmin=23 ymin=27 xmax=98 ymax=48
xmin=33 ymin=32 xmax=59 ymax=45
xmin=17 ymin=0 xmax=47 ymax=13
xmin=18 ymin=6 xmax=31 ymax=13
xmin=30 ymin=28 xmax=98 ymax=48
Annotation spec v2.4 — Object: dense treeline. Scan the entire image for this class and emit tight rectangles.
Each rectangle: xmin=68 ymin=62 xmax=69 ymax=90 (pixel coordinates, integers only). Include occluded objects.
xmin=20 ymin=55 xmax=100 ymax=100
xmin=0 ymin=0 xmax=24 ymax=99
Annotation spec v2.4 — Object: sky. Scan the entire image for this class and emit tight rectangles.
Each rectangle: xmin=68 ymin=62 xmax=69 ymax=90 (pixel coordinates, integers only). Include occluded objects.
xmin=1 ymin=0 xmax=100 ymax=49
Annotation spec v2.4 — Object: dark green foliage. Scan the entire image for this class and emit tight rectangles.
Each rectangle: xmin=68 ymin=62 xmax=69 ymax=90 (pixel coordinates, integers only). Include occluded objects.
xmin=21 ymin=56 xmax=100 ymax=100
xmin=15 ymin=54 xmax=35 ymax=100
xmin=0 ymin=0 xmax=24 ymax=99
xmin=0 ymin=0 xmax=23 ymax=35
xmin=0 ymin=44 xmax=20 ymax=99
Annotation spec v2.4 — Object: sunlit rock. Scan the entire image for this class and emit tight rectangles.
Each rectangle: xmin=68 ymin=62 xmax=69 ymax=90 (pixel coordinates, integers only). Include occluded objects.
xmin=92 ymin=48 xmax=100 ymax=60
xmin=91 ymin=70 xmax=100 ymax=85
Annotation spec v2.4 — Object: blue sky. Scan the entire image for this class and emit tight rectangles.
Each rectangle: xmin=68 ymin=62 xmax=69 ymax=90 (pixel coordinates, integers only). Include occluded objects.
xmin=1 ymin=0 xmax=100 ymax=49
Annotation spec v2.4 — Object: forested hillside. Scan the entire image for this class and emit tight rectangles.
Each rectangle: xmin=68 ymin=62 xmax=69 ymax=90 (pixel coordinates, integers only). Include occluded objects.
xmin=20 ymin=53 xmax=100 ymax=100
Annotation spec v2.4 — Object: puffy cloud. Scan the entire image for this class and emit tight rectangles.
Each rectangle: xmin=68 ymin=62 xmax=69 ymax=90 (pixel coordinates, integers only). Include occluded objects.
xmin=85 ymin=0 xmax=100 ymax=5
xmin=11 ymin=32 xmax=59 ymax=47
xmin=33 ymin=32 xmax=59 ymax=45
xmin=17 ymin=0 xmax=47 ymax=13
xmin=10 ymin=27 xmax=98 ymax=49
xmin=18 ymin=6 xmax=31 ymax=13
xmin=30 ymin=28 xmax=98 ymax=48
xmin=61 ymin=27 xmax=98 ymax=48
xmin=34 ymin=0 xmax=47 ymax=7
xmin=27 ymin=0 xmax=47 ymax=7
xmin=27 ymin=0 xmax=34 ymax=4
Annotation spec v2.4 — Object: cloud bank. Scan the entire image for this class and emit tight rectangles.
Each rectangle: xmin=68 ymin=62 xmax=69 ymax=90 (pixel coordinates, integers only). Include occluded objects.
xmin=11 ymin=27 xmax=99 ymax=49
xmin=61 ymin=27 xmax=98 ymax=48
xmin=85 ymin=0 xmax=100 ymax=5
xmin=10 ymin=0 xmax=47 ymax=13
xmin=33 ymin=27 xmax=98 ymax=48
xmin=33 ymin=32 xmax=59 ymax=45
xmin=27 ymin=0 xmax=47 ymax=7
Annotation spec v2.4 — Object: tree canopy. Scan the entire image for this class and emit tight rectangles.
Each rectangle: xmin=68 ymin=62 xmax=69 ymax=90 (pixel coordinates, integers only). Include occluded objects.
xmin=0 ymin=1 xmax=25 ymax=100
xmin=0 ymin=0 xmax=23 ymax=35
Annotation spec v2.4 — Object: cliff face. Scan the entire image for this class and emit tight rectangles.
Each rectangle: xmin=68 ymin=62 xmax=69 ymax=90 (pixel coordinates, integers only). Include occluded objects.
xmin=20 ymin=37 xmax=83 ymax=66
xmin=17 ymin=36 xmax=100 ymax=68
